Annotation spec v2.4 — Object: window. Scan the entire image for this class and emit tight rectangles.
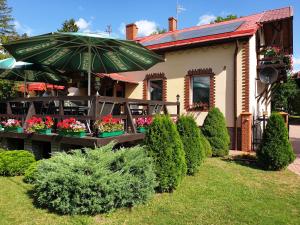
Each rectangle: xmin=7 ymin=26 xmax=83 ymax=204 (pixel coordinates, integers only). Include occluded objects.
xmin=149 ymin=79 xmax=163 ymax=101
xmin=191 ymin=76 xmax=210 ymax=110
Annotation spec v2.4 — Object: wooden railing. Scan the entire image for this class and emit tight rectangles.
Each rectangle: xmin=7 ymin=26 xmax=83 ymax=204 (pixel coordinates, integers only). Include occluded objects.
xmin=0 ymin=96 xmax=180 ymax=134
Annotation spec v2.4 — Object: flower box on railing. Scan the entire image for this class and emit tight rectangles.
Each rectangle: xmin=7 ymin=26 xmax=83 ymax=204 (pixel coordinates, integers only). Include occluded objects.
xmin=4 ymin=127 xmax=23 ymax=133
xmin=36 ymin=128 xmax=52 ymax=135
xmin=98 ymin=130 xmax=124 ymax=138
xmin=137 ymin=127 xmax=147 ymax=133
xmin=58 ymin=130 xmax=87 ymax=138
xmin=95 ymin=115 xmax=124 ymax=138
xmin=57 ymin=118 xmax=87 ymax=138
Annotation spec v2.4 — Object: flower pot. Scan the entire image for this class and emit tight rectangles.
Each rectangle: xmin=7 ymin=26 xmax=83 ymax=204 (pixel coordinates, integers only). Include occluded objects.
xmin=58 ymin=130 xmax=86 ymax=138
xmin=137 ymin=127 xmax=147 ymax=133
xmin=36 ymin=128 xmax=52 ymax=135
xmin=4 ymin=127 xmax=23 ymax=133
xmin=98 ymin=130 xmax=124 ymax=138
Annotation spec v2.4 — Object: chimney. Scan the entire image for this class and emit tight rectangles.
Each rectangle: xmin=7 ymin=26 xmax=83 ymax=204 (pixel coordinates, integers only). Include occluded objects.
xmin=126 ymin=23 xmax=138 ymax=40
xmin=168 ymin=17 xmax=177 ymax=32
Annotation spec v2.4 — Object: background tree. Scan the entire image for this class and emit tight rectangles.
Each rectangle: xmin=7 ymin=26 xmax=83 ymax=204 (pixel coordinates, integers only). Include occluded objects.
xmin=58 ymin=19 xmax=79 ymax=32
xmin=0 ymin=0 xmax=16 ymax=59
xmin=151 ymin=27 xmax=167 ymax=35
xmin=271 ymin=76 xmax=298 ymax=114
xmin=213 ymin=14 xmax=238 ymax=23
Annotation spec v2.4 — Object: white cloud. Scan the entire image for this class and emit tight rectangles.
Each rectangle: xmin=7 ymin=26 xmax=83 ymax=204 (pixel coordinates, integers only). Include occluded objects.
xmin=119 ymin=22 xmax=126 ymax=35
xmin=135 ymin=20 xmax=157 ymax=36
xmin=197 ymin=14 xmax=216 ymax=26
xmin=293 ymin=57 xmax=300 ymax=72
xmin=14 ymin=20 xmax=33 ymax=36
xmin=75 ymin=18 xmax=91 ymax=31
xmin=119 ymin=20 xmax=158 ymax=37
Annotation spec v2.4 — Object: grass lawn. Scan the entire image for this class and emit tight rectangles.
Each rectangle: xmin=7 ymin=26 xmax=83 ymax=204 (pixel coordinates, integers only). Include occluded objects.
xmin=0 ymin=158 xmax=300 ymax=225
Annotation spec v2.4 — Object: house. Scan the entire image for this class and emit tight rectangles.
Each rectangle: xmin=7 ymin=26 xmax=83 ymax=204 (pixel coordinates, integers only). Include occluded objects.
xmin=121 ymin=6 xmax=294 ymax=151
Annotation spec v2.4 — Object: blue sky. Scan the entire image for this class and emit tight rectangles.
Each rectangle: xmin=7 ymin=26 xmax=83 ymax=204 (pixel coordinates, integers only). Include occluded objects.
xmin=8 ymin=0 xmax=300 ymax=71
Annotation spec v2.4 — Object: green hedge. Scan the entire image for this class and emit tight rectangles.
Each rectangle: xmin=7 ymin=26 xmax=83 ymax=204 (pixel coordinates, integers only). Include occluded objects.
xmin=145 ymin=115 xmax=187 ymax=192
xmin=0 ymin=150 xmax=35 ymax=176
xmin=200 ymin=134 xmax=212 ymax=157
xmin=177 ymin=115 xmax=205 ymax=175
xmin=33 ymin=143 xmax=156 ymax=215
xmin=202 ymin=108 xmax=230 ymax=156
xmin=257 ymin=113 xmax=295 ymax=170
xmin=23 ymin=161 xmax=40 ymax=184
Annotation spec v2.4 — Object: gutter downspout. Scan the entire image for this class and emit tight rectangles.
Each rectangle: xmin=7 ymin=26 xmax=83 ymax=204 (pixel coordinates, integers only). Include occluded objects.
xmin=234 ymin=40 xmax=239 ymax=150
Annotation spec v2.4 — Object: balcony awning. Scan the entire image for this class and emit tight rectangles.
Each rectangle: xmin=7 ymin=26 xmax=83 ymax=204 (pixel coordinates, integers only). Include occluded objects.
xmin=96 ymin=73 xmax=138 ymax=84
xmin=18 ymin=82 xmax=65 ymax=92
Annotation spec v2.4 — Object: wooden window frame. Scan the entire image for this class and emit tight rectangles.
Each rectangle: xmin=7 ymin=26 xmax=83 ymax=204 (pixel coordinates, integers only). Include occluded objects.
xmin=184 ymin=68 xmax=215 ymax=112
xmin=143 ymin=72 xmax=167 ymax=101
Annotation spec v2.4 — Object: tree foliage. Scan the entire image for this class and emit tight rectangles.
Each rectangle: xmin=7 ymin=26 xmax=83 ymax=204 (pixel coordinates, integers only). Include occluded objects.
xmin=0 ymin=79 xmax=17 ymax=101
xmin=176 ymin=115 xmax=205 ymax=175
xmin=257 ymin=113 xmax=295 ymax=170
xmin=0 ymin=0 xmax=15 ymax=35
xmin=151 ymin=27 xmax=167 ymax=35
xmin=213 ymin=14 xmax=238 ymax=23
xmin=58 ymin=19 xmax=79 ymax=32
xmin=202 ymin=107 xmax=230 ymax=156
xmin=272 ymin=76 xmax=298 ymax=114
xmin=145 ymin=115 xmax=187 ymax=192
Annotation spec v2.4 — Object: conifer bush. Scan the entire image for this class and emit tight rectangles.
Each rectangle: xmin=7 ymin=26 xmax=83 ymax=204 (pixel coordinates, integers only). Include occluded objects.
xmin=176 ymin=115 xmax=205 ymax=175
xmin=145 ymin=115 xmax=187 ymax=192
xmin=200 ymin=134 xmax=212 ymax=157
xmin=23 ymin=161 xmax=40 ymax=184
xmin=257 ymin=113 xmax=295 ymax=170
xmin=33 ymin=143 xmax=156 ymax=215
xmin=0 ymin=150 xmax=35 ymax=176
xmin=202 ymin=107 xmax=230 ymax=156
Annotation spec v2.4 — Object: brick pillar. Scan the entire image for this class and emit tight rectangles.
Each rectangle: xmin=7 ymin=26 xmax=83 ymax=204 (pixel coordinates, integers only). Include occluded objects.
xmin=241 ymin=112 xmax=252 ymax=152
xmin=279 ymin=112 xmax=288 ymax=127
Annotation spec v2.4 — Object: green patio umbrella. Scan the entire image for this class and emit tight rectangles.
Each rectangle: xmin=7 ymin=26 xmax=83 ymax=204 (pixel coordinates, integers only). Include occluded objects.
xmin=3 ymin=32 xmax=165 ymax=97
xmin=0 ymin=57 xmax=68 ymax=96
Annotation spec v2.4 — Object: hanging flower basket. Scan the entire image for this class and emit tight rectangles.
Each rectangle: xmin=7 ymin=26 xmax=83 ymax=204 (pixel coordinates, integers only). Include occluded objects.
xmin=94 ymin=115 xmax=124 ymax=138
xmin=57 ymin=118 xmax=87 ymax=138
xmin=2 ymin=119 xmax=23 ymax=133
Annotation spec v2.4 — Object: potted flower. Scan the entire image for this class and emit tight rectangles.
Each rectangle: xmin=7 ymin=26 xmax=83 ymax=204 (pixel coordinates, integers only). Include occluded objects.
xmin=57 ymin=118 xmax=86 ymax=138
xmin=2 ymin=119 xmax=23 ymax=133
xmin=263 ymin=46 xmax=281 ymax=58
xmin=26 ymin=116 xmax=53 ymax=135
xmin=94 ymin=114 xmax=124 ymax=138
xmin=136 ymin=117 xmax=153 ymax=133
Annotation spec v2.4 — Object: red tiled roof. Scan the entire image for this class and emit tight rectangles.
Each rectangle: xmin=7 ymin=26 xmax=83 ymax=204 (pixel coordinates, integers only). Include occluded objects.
xmin=137 ymin=6 xmax=292 ymax=50
xmin=96 ymin=73 xmax=138 ymax=84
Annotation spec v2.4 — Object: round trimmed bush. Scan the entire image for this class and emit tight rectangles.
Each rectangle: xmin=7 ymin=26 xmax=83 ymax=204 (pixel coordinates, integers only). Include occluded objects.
xmin=177 ymin=115 xmax=205 ymax=175
xmin=202 ymin=107 xmax=230 ymax=156
xmin=0 ymin=150 xmax=35 ymax=176
xmin=33 ymin=143 xmax=156 ymax=215
xmin=145 ymin=115 xmax=187 ymax=192
xmin=257 ymin=113 xmax=295 ymax=170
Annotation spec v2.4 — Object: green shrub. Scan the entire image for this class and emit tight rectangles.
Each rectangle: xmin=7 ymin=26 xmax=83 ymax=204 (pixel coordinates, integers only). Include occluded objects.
xmin=0 ymin=150 xmax=35 ymax=176
xmin=176 ymin=115 xmax=205 ymax=175
xmin=257 ymin=113 xmax=295 ymax=170
xmin=24 ymin=161 xmax=40 ymax=184
xmin=202 ymin=108 xmax=230 ymax=156
xmin=200 ymin=134 xmax=212 ymax=157
xmin=145 ymin=115 xmax=187 ymax=192
xmin=33 ymin=143 xmax=156 ymax=215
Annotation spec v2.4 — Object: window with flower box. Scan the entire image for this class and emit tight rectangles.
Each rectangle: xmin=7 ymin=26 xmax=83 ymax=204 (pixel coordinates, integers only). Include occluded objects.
xmin=184 ymin=68 xmax=215 ymax=111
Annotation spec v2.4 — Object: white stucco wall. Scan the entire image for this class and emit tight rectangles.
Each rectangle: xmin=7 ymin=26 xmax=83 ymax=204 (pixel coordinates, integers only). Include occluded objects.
xmin=122 ymin=42 xmax=247 ymax=128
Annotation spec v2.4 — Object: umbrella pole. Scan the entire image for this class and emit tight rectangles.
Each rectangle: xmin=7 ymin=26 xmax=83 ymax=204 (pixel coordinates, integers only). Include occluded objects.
xmin=24 ymin=74 xmax=27 ymax=97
